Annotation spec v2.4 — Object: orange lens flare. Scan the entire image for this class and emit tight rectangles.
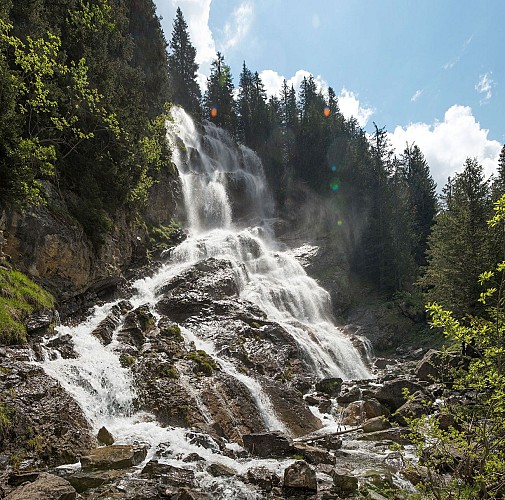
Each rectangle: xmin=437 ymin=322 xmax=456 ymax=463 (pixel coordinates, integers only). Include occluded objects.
xmin=210 ymin=107 xmax=218 ymax=118
xmin=323 ymin=107 xmax=330 ymax=117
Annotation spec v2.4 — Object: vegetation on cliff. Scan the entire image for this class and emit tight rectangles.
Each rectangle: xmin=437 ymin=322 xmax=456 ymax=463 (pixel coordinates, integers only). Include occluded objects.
xmin=0 ymin=263 xmax=54 ymax=344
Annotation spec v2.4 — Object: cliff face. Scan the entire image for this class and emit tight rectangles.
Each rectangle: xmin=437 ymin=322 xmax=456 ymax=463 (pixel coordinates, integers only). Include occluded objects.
xmin=0 ymin=170 xmax=182 ymax=307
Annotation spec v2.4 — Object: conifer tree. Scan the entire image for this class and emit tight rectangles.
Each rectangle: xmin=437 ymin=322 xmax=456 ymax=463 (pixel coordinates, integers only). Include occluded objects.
xmin=421 ymin=158 xmax=491 ymax=316
xmin=204 ymin=52 xmax=236 ymax=135
xmin=168 ymin=7 xmax=201 ymax=117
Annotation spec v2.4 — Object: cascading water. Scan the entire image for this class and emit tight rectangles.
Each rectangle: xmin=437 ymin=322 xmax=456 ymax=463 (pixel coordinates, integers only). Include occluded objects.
xmin=38 ymin=106 xmax=372 ymax=497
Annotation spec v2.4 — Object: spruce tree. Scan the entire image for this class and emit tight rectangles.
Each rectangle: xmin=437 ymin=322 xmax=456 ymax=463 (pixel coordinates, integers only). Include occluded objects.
xmin=168 ymin=7 xmax=201 ymax=117
xmin=204 ymin=52 xmax=236 ymax=135
xmin=421 ymin=158 xmax=491 ymax=316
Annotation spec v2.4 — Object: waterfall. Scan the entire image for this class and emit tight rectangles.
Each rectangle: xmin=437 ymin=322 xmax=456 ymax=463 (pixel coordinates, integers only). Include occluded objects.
xmin=38 ymin=107 xmax=372 ymax=494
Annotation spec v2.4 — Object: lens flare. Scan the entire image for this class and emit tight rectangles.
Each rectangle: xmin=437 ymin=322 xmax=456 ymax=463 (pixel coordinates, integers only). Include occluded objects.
xmin=330 ymin=179 xmax=340 ymax=191
xmin=337 ymin=220 xmax=344 ymax=226
xmin=330 ymin=165 xmax=337 ymax=172
xmin=323 ymin=106 xmax=331 ymax=117
xmin=210 ymin=107 xmax=218 ymax=118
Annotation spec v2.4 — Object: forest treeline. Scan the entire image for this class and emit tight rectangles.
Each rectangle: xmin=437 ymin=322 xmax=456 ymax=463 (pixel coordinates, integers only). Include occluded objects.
xmin=2 ymin=1 xmax=505 ymax=315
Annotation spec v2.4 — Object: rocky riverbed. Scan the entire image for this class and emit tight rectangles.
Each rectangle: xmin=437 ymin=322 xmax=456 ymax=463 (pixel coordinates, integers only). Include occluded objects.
xmin=0 ymin=249 xmax=459 ymax=499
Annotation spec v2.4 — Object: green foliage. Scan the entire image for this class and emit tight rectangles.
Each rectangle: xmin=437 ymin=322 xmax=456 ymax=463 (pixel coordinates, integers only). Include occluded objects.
xmin=0 ymin=263 xmax=54 ymax=345
xmin=159 ymin=323 xmax=183 ymax=342
xmin=149 ymin=219 xmax=183 ymax=252
xmin=0 ymin=400 xmax=12 ymax=440
xmin=119 ymin=353 xmax=135 ymax=368
xmin=403 ymin=197 xmax=505 ymax=498
xmin=186 ymin=349 xmax=220 ymax=376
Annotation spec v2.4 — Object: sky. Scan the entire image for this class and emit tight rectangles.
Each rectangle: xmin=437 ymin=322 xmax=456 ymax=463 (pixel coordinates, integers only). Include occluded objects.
xmin=154 ymin=0 xmax=505 ymax=189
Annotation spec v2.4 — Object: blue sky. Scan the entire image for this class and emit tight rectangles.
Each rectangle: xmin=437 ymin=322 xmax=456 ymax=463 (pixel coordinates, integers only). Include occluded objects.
xmin=154 ymin=0 xmax=504 ymax=188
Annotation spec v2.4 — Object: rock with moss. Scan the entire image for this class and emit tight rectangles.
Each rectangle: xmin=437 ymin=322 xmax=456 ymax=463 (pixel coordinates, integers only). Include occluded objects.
xmin=186 ymin=350 xmax=219 ymax=376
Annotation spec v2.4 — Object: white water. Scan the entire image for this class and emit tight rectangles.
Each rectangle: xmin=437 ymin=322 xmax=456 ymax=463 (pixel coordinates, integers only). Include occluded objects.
xmin=39 ymin=107 xmax=372 ymax=496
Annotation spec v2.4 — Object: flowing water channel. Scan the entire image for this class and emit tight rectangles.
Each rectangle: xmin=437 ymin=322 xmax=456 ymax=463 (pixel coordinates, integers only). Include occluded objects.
xmin=39 ymin=107 xmax=372 ymax=496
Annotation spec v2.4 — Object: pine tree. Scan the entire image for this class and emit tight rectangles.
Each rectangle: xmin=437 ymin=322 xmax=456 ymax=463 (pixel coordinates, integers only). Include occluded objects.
xmin=421 ymin=158 xmax=492 ymax=316
xmin=204 ymin=52 xmax=236 ymax=135
xmin=399 ymin=144 xmax=438 ymax=267
xmin=167 ymin=7 xmax=201 ymax=117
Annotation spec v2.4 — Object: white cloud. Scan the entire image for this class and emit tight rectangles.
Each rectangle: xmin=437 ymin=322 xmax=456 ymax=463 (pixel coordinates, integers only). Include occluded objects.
xmin=411 ymin=89 xmax=423 ymax=102
xmin=443 ymin=34 xmax=473 ymax=70
xmin=388 ymin=105 xmax=501 ymax=189
xmin=475 ymin=72 xmax=494 ymax=104
xmin=338 ymin=88 xmax=374 ymax=127
xmin=220 ymin=2 xmax=254 ymax=51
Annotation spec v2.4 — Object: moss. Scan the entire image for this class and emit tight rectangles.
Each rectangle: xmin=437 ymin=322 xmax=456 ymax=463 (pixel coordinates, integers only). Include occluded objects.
xmin=0 ymin=401 xmax=12 ymax=439
xmin=186 ymin=349 xmax=220 ymax=376
xmin=157 ymin=364 xmax=179 ymax=379
xmin=119 ymin=353 xmax=135 ymax=368
xmin=251 ymin=321 xmax=261 ymax=329
xmin=160 ymin=323 xmax=183 ymax=342
xmin=0 ymin=264 xmax=54 ymax=345
xmin=148 ymin=220 xmax=183 ymax=252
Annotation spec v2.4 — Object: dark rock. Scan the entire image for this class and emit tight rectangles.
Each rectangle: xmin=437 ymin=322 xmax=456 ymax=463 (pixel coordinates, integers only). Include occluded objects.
xmin=358 ymin=427 xmax=411 ymax=445
xmin=337 ymin=385 xmax=361 ymax=403
xmin=242 ymin=431 xmax=294 ymax=457
xmin=374 ymin=358 xmax=397 ymax=370
xmin=66 ymin=469 xmax=125 ymax=493
xmin=183 ymin=453 xmax=205 ymax=463
xmin=207 ymin=463 xmax=236 ymax=477
xmin=185 ymin=432 xmax=220 ymax=452
xmin=292 ymin=443 xmax=335 ymax=465
xmin=97 ymin=426 xmax=114 ymax=446
xmin=91 ymin=305 xmax=122 ymax=345
xmin=159 ymin=465 xmax=196 ymax=488
xmin=362 ymin=469 xmax=394 ymax=490
xmin=315 ymin=377 xmax=343 ymax=397
xmin=26 ymin=310 xmax=54 ymax=333
xmin=308 ymin=433 xmax=343 ymax=451
xmin=80 ymin=444 xmax=148 ymax=470
xmin=7 ymin=471 xmax=41 ymax=487
xmin=331 ymin=469 xmax=358 ymax=495
xmin=45 ymin=334 xmax=77 ymax=359
xmin=246 ymin=466 xmax=280 ymax=492
xmin=5 ymin=473 xmax=76 ymax=500
xmin=394 ymin=390 xmax=431 ymax=426
xmin=362 ymin=416 xmax=392 ymax=433
xmin=372 ymin=379 xmax=426 ymax=411
xmin=172 ymin=489 xmax=213 ymax=500
xmin=0 ymin=359 xmax=95 ymax=467
xmin=283 ymin=460 xmax=317 ymax=493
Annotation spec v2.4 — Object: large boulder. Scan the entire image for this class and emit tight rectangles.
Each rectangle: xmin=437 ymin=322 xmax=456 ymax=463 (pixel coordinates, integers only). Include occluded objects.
xmin=372 ymin=379 xmax=426 ymax=411
xmin=242 ymin=431 xmax=293 ymax=458
xmin=5 ymin=473 xmax=76 ymax=500
xmin=80 ymin=444 xmax=148 ymax=470
xmin=283 ymin=460 xmax=317 ymax=494
xmin=0 ymin=357 xmax=95 ymax=467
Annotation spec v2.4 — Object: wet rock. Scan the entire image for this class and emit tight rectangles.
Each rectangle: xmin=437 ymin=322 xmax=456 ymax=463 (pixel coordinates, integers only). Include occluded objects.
xmin=117 ymin=305 xmax=154 ymax=350
xmin=91 ymin=305 xmax=122 ymax=345
xmin=307 ymin=433 xmax=343 ymax=451
xmin=182 ymin=453 xmax=205 ymax=463
xmin=7 ymin=471 xmax=41 ymax=487
xmin=373 ymin=357 xmax=397 ymax=370
xmin=158 ymin=258 xmax=240 ymax=300
xmin=372 ymin=379 xmax=426 ymax=411
xmin=246 ymin=466 xmax=280 ymax=493
xmin=5 ymin=473 xmax=76 ymax=500
xmin=97 ymin=426 xmax=114 ymax=446
xmin=172 ymin=489 xmax=213 ymax=500
xmin=207 ymin=463 xmax=236 ymax=477
xmin=283 ymin=460 xmax=317 ymax=494
xmin=0 ymin=359 xmax=95 ymax=467
xmin=292 ymin=443 xmax=335 ymax=465
xmin=331 ymin=469 xmax=358 ymax=496
xmin=394 ymin=390 xmax=431 ymax=426
xmin=26 ymin=309 xmax=55 ymax=333
xmin=66 ymin=469 xmax=125 ymax=493
xmin=80 ymin=444 xmax=148 ymax=470
xmin=358 ymin=427 xmax=411 ymax=445
xmin=242 ymin=431 xmax=294 ymax=457
xmin=362 ymin=469 xmax=395 ymax=490
xmin=315 ymin=377 xmax=343 ymax=397
xmin=362 ymin=416 xmax=392 ymax=433
xmin=45 ymin=334 xmax=77 ymax=359
xmin=159 ymin=465 xmax=196 ymax=488
xmin=337 ymin=385 xmax=361 ymax=404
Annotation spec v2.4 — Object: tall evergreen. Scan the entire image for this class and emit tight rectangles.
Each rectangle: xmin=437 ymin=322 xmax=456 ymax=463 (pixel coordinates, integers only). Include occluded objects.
xmin=421 ymin=158 xmax=491 ymax=316
xmin=399 ymin=144 xmax=438 ymax=266
xmin=167 ymin=7 xmax=201 ymax=117
xmin=204 ymin=52 xmax=236 ymax=135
